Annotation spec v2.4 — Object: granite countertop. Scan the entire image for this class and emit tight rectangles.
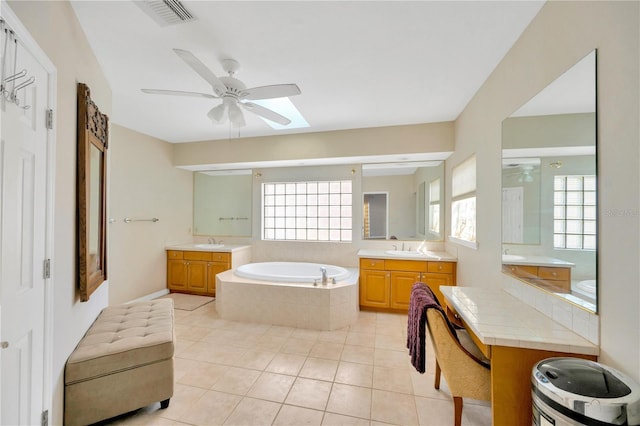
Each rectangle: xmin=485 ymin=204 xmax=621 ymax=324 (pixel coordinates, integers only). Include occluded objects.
xmin=165 ymin=243 xmax=251 ymax=253
xmin=501 ymin=254 xmax=575 ymax=267
xmin=440 ymin=286 xmax=598 ymax=356
xmin=357 ymin=248 xmax=457 ymax=262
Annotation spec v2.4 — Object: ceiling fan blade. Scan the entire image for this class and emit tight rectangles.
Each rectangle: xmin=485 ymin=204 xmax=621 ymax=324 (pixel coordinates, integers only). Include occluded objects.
xmin=173 ymin=49 xmax=228 ymax=97
xmin=242 ymin=84 xmax=301 ymax=100
xmin=141 ymin=88 xmax=218 ymax=99
xmin=228 ymin=102 xmax=246 ymax=128
xmin=242 ymin=102 xmax=291 ymax=125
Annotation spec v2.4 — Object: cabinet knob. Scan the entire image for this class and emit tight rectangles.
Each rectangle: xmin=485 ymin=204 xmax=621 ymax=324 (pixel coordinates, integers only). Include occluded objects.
xmin=552 ymin=272 xmax=557 ymax=276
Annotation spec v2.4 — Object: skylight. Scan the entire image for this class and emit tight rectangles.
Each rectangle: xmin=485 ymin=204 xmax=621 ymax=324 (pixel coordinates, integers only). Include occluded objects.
xmin=249 ymin=97 xmax=309 ymax=130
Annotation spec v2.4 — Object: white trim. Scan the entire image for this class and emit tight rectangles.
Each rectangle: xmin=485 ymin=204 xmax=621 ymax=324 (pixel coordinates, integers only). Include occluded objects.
xmin=126 ymin=289 xmax=169 ymax=304
xmin=1 ymin=2 xmax=57 ymax=421
xmin=448 ymin=235 xmax=479 ymax=250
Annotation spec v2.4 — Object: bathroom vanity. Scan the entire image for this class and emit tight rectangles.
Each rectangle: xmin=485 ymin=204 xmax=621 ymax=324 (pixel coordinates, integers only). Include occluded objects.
xmin=165 ymin=244 xmax=251 ymax=296
xmin=440 ymin=286 xmax=598 ymax=425
xmin=502 ymin=255 xmax=574 ymax=293
xmin=357 ymin=249 xmax=457 ymax=312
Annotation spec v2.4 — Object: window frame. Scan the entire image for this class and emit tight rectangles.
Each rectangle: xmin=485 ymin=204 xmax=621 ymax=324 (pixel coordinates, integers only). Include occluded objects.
xmin=449 ymin=154 xmax=478 ymax=249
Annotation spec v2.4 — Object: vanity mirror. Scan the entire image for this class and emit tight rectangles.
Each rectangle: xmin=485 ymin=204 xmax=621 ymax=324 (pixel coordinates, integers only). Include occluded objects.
xmin=362 ymin=161 xmax=444 ymax=241
xmin=193 ymin=170 xmax=252 ymax=237
xmin=501 ymin=50 xmax=597 ymax=312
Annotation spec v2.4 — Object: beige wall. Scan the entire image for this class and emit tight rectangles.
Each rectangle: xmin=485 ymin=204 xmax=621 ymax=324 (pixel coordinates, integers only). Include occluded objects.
xmin=173 ymin=121 xmax=454 ymax=168
xmin=7 ymin=1 xmax=112 ymax=424
xmin=449 ymin=1 xmax=639 ymax=380
xmin=109 ymin=125 xmax=193 ymax=305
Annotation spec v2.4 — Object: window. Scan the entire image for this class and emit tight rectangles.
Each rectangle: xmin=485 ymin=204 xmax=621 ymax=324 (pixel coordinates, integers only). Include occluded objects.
xmin=553 ymin=175 xmax=596 ymax=250
xmin=450 ymin=155 xmax=477 ymax=246
xmin=262 ymin=180 xmax=352 ymax=242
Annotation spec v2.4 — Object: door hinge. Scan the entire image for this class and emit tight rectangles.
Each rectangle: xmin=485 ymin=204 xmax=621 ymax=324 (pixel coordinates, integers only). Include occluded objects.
xmin=45 ymin=109 xmax=53 ymax=130
xmin=43 ymin=259 xmax=51 ymax=279
xmin=41 ymin=410 xmax=48 ymax=426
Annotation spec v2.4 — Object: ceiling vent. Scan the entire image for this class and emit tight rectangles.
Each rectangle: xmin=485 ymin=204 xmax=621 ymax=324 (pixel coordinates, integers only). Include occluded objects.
xmin=135 ymin=0 xmax=196 ymax=26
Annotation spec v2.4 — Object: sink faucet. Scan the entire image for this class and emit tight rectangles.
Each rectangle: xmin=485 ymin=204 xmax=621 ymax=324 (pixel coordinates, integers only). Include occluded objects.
xmin=208 ymin=237 xmax=217 ymax=244
xmin=320 ymin=267 xmax=328 ymax=285
xmin=504 ymin=248 xmax=509 ymax=255
xmin=402 ymin=242 xmax=405 ymax=251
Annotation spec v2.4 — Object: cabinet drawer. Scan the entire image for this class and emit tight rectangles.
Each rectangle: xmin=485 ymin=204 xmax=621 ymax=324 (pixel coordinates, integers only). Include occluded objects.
xmin=167 ymin=250 xmax=183 ymax=260
xmin=210 ymin=252 xmax=230 ymax=263
xmin=184 ymin=251 xmax=213 ymax=261
xmin=385 ymin=259 xmax=427 ymax=273
xmin=503 ymin=264 xmax=538 ymax=278
xmin=360 ymin=258 xmax=385 ymax=270
xmin=427 ymin=261 xmax=454 ymax=274
xmin=538 ymin=267 xmax=570 ymax=281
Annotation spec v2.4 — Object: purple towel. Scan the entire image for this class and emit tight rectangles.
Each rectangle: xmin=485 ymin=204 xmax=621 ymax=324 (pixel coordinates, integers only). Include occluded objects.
xmin=406 ymin=282 xmax=452 ymax=373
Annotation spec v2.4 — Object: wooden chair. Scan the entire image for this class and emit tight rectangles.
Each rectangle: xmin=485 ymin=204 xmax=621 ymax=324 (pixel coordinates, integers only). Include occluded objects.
xmin=425 ymin=307 xmax=491 ymax=426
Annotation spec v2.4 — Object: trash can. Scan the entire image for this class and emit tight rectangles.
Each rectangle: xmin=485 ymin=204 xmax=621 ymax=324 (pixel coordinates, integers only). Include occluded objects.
xmin=532 ymin=357 xmax=640 ymax=425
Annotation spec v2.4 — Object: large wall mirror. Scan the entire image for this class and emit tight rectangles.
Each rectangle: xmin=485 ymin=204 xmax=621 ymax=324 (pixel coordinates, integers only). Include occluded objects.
xmin=501 ymin=50 xmax=597 ymax=312
xmin=193 ymin=170 xmax=252 ymax=237
xmin=362 ymin=161 xmax=444 ymax=241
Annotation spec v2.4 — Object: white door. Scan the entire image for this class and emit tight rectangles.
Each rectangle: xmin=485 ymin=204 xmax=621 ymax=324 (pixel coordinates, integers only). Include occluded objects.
xmin=0 ymin=20 xmax=51 ymax=425
xmin=502 ymin=187 xmax=524 ymax=244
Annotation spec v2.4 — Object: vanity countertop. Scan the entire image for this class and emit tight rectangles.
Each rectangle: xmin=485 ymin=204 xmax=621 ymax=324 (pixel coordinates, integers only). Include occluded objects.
xmin=165 ymin=243 xmax=251 ymax=253
xmin=357 ymin=248 xmax=457 ymax=262
xmin=440 ymin=286 xmax=598 ymax=356
xmin=502 ymin=254 xmax=575 ymax=267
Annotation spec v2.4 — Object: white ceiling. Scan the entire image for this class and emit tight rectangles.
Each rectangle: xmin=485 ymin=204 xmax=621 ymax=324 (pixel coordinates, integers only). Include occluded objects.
xmin=70 ymin=1 xmax=546 ymax=144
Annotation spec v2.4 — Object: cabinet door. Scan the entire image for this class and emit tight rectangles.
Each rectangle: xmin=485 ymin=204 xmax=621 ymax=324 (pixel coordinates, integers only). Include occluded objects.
xmin=207 ymin=262 xmax=229 ymax=295
xmin=422 ymin=272 xmax=452 ymax=306
xmin=360 ymin=270 xmax=390 ymax=308
xmin=390 ymin=271 xmax=422 ymax=310
xmin=167 ymin=259 xmax=187 ymax=291
xmin=187 ymin=261 xmax=207 ymax=292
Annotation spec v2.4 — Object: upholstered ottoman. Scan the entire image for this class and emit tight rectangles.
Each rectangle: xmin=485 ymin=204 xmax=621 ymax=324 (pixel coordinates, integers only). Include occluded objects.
xmin=64 ymin=299 xmax=175 ymax=426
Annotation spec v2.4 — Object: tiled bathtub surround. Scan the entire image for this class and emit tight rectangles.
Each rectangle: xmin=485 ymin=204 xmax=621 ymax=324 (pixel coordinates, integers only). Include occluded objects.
xmin=100 ymin=301 xmax=491 ymax=425
xmin=216 ymin=268 xmax=359 ymax=331
xmin=502 ymin=274 xmax=599 ymax=345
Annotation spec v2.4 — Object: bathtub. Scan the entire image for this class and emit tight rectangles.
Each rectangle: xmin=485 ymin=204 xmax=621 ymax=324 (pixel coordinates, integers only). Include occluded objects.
xmin=216 ymin=262 xmax=359 ymax=331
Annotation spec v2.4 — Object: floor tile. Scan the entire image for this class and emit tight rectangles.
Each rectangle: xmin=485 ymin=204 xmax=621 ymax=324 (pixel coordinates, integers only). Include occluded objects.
xmin=371 ymin=389 xmax=418 ymax=425
xmin=299 ymin=357 xmax=339 ymax=382
xmin=177 ymin=360 xmax=229 ymax=389
xmin=334 ymin=361 xmax=373 ymax=388
xmin=285 ymin=377 xmax=333 ymax=411
xmin=247 ymin=372 xmax=296 ymax=403
xmin=266 ymin=353 xmax=307 ymax=376
xmin=325 ymin=383 xmax=372 ymax=419
xmin=273 ymin=404 xmax=324 ymax=426
xmin=372 ymin=365 xmax=414 ymax=394
xmin=321 ymin=412 xmax=370 ymax=426
xmin=211 ymin=366 xmax=261 ymax=395
xmin=223 ymin=397 xmax=281 ymax=426
xmin=174 ymin=390 xmax=242 ymax=425
xmin=309 ymin=341 xmax=344 ymax=360
xmin=340 ymin=345 xmax=375 ymax=365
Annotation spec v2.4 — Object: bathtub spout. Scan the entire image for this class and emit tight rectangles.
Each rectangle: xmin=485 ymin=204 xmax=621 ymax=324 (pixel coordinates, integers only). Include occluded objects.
xmin=321 ymin=267 xmax=328 ymax=285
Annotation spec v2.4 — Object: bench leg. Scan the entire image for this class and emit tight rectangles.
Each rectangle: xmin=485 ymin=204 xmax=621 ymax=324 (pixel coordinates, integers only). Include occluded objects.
xmin=160 ymin=399 xmax=170 ymax=409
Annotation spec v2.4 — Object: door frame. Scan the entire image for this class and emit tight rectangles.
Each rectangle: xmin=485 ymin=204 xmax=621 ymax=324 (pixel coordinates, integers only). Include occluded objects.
xmin=1 ymin=3 xmax=57 ymax=421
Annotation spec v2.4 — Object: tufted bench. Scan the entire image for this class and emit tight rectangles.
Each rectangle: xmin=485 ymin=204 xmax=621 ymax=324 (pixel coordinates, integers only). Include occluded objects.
xmin=64 ymin=299 xmax=175 ymax=426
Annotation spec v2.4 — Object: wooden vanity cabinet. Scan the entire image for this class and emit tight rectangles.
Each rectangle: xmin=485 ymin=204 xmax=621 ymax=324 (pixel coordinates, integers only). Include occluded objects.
xmin=359 ymin=258 xmax=456 ymax=312
xmin=166 ymin=250 xmax=231 ymax=296
xmin=503 ymin=263 xmax=571 ymax=293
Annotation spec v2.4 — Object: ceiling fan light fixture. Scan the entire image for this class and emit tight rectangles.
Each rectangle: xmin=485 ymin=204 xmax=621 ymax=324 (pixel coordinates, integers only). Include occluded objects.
xmin=228 ymin=102 xmax=246 ymax=127
xmin=207 ymin=104 xmax=227 ymax=123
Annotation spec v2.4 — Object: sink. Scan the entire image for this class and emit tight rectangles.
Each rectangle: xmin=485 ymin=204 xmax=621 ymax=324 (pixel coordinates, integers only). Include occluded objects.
xmin=502 ymin=254 xmax=526 ymax=262
xmin=384 ymin=250 xmax=439 ymax=259
xmin=194 ymin=244 xmax=224 ymax=249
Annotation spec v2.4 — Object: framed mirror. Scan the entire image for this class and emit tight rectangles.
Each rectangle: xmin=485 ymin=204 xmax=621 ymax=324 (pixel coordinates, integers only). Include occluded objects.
xmin=362 ymin=161 xmax=444 ymax=241
xmin=77 ymin=83 xmax=109 ymax=302
xmin=501 ymin=50 xmax=597 ymax=312
xmin=193 ymin=170 xmax=252 ymax=237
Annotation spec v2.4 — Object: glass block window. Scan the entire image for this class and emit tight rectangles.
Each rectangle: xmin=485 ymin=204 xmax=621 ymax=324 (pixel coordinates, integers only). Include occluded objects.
xmin=553 ymin=175 xmax=596 ymax=250
xmin=262 ymin=180 xmax=352 ymax=242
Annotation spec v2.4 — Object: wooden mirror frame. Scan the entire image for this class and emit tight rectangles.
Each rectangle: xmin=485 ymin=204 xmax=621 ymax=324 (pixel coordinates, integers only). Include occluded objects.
xmin=77 ymin=82 xmax=109 ymax=302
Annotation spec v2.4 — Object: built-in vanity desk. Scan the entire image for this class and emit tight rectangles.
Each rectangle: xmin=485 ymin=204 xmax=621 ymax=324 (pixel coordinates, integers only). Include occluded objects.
xmin=502 ymin=255 xmax=575 ymax=293
xmin=440 ymin=286 xmax=598 ymax=426
xmin=357 ymin=249 xmax=457 ymax=312
xmin=165 ymin=244 xmax=251 ymax=296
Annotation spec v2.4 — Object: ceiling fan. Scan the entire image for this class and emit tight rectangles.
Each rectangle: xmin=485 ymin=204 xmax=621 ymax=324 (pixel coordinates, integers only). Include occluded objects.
xmin=142 ymin=48 xmax=301 ymax=128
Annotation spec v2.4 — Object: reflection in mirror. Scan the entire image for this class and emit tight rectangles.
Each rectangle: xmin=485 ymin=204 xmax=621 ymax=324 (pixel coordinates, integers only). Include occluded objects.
xmin=89 ymin=144 xmax=102 ymax=275
xmin=363 ymin=192 xmax=388 ymax=239
xmin=501 ymin=50 xmax=597 ymax=312
xmin=362 ymin=161 xmax=444 ymax=241
xmin=193 ymin=170 xmax=252 ymax=237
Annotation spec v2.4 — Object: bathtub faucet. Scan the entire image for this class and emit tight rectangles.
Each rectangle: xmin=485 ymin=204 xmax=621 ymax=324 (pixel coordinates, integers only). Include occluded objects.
xmin=320 ymin=267 xmax=328 ymax=285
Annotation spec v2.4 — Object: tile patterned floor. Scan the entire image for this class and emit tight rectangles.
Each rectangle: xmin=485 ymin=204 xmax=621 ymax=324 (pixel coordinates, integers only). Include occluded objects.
xmin=95 ymin=302 xmax=491 ymax=426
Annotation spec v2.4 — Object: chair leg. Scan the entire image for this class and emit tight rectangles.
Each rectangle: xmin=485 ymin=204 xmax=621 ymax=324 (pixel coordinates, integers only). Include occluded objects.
xmin=434 ymin=360 xmax=441 ymax=390
xmin=453 ymin=397 xmax=463 ymax=426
